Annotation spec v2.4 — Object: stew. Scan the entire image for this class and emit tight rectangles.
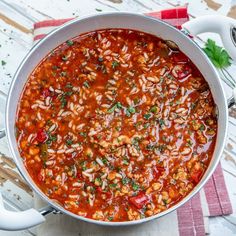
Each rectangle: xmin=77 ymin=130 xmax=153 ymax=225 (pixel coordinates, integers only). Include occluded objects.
xmin=16 ymin=29 xmax=217 ymax=222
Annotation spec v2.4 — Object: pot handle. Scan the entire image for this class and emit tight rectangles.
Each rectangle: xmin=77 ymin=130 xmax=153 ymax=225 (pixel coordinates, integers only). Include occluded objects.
xmin=182 ymin=15 xmax=236 ymax=107
xmin=0 ymin=192 xmax=46 ymax=231
xmin=0 ymin=90 xmax=55 ymax=230
xmin=0 ymin=91 xmax=7 ymax=138
xmin=182 ymin=15 xmax=236 ymax=62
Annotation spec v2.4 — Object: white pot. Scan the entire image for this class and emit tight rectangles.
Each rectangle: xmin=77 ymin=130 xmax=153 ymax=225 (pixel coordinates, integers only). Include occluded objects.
xmin=0 ymin=12 xmax=235 ymax=230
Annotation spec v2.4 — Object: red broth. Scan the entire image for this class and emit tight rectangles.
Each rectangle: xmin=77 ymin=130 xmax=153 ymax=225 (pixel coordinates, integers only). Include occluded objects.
xmin=16 ymin=29 xmax=217 ymax=222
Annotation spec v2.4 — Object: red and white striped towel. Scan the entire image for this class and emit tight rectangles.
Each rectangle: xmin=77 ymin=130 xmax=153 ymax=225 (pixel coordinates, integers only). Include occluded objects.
xmin=33 ymin=7 xmax=232 ymax=236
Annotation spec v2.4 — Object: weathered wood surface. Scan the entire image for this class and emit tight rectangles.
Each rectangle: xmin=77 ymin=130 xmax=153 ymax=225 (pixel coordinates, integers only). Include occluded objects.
xmin=0 ymin=0 xmax=235 ymax=235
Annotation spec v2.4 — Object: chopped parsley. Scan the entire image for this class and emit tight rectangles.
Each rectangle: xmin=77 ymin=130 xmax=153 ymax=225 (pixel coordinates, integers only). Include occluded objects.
xmin=66 ymin=40 xmax=74 ymax=46
xmin=199 ymin=124 xmax=205 ymax=131
xmin=83 ymin=81 xmax=90 ymax=88
xmin=111 ymin=61 xmax=120 ymax=69
xmin=159 ymin=119 xmax=165 ymax=127
xmin=122 ymin=177 xmax=130 ymax=185
xmin=46 ymin=134 xmax=57 ymax=145
xmin=1 ymin=60 xmax=6 ymax=66
xmin=144 ymin=113 xmax=151 ymax=120
xmin=66 ymin=139 xmax=73 ymax=146
xmin=59 ymin=95 xmax=67 ymax=108
xmin=132 ymin=182 xmax=139 ymax=191
xmin=108 ymin=102 xmax=122 ymax=113
xmin=65 ymin=82 xmax=73 ymax=89
xmin=109 ymin=183 xmax=117 ymax=189
xmin=150 ymin=105 xmax=158 ymax=113
xmin=127 ymin=106 xmax=136 ymax=114
xmin=79 ymin=132 xmax=87 ymax=137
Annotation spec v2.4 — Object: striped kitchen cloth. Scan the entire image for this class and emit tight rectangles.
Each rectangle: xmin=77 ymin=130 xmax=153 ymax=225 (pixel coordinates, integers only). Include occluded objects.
xmin=33 ymin=7 xmax=233 ymax=236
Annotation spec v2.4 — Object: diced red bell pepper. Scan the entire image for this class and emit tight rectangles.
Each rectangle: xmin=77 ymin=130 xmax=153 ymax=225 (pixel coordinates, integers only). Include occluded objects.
xmin=172 ymin=64 xmax=192 ymax=80
xmin=129 ymin=192 xmax=149 ymax=209
xmin=36 ymin=129 xmax=48 ymax=143
xmin=191 ymin=169 xmax=203 ymax=183
xmin=173 ymin=53 xmax=189 ymax=63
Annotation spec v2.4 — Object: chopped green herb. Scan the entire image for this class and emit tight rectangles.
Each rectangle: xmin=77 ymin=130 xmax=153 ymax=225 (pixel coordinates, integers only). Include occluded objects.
xmin=144 ymin=113 xmax=151 ymax=120
xmin=157 ymin=144 xmax=167 ymax=153
xmin=111 ymin=60 xmax=119 ymax=69
xmin=150 ymin=105 xmax=158 ymax=113
xmin=143 ymin=123 xmax=150 ymax=129
xmin=191 ymin=102 xmax=197 ymax=110
xmin=108 ymin=102 xmax=122 ymax=113
xmin=108 ymin=216 xmax=113 ymax=221
xmin=65 ymin=91 xmax=73 ymax=96
xmin=187 ymin=140 xmax=193 ymax=147
xmin=109 ymin=183 xmax=117 ymax=189
xmin=60 ymin=95 xmax=67 ymax=108
xmin=146 ymin=144 xmax=156 ymax=151
xmin=95 ymin=177 xmax=102 ymax=185
xmin=127 ymin=106 xmax=136 ymax=114
xmin=46 ymin=120 xmax=53 ymax=126
xmin=1 ymin=60 xmax=6 ymax=66
xmin=159 ymin=119 xmax=165 ymax=127
xmin=132 ymin=182 xmax=139 ymax=191
xmin=123 ymin=157 xmax=129 ymax=165
xmin=46 ymin=134 xmax=57 ymax=145
xmin=52 ymin=65 xmax=59 ymax=70
xmin=163 ymin=199 xmax=168 ymax=206
xmin=122 ymin=177 xmax=130 ymax=185
xmin=66 ymin=139 xmax=73 ymax=146
xmin=65 ymin=83 xmax=73 ymax=89
xmin=83 ymin=81 xmax=90 ymax=88
xmin=79 ymin=132 xmax=87 ymax=137
xmin=95 ymin=8 xmax=102 ymax=12
xmin=199 ymin=124 xmax=205 ymax=131
xmin=125 ymin=110 xmax=131 ymax=117
xmin=102 ymin=158 xmax=108 ymax=165
xmin=66 ymin=40 xmax=74 ymax=46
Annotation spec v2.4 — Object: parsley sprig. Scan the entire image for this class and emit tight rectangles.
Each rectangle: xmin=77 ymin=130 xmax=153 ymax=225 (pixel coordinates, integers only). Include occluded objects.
xmin=203 ymin=39 xmax=231 ymax=68
xmin=203 ymin=39 xmax=236 ymax=88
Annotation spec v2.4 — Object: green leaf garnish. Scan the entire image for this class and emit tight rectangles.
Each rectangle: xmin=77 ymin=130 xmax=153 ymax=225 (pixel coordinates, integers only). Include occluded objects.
xmin=108 ymin=102 xmax=122 ymax=113
xmin=203 ymin=39 xmax=232 ymax=68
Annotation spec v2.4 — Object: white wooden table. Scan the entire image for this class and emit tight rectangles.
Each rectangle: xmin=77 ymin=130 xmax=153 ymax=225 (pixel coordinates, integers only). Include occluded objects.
xmin=0 ymin=0 xmax=236 ymax=235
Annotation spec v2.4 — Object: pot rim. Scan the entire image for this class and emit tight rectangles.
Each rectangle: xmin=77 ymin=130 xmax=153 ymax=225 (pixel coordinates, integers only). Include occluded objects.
xmin=6 ymin=12 xmax=228 ymax=226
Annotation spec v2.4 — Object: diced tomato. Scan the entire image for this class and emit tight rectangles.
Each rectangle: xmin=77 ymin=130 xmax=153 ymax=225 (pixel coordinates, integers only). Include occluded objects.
xmin=153 ymin=166 xmax=164 ymax=179
xmin=97 ymin=187 xmax=112 ymax=198
xmin=173 ymin=53 xmax=189 ymax=63
xmin=172 ymin=64 xmax=192 ymax=80
xmin=42 ymin=88 xmax=51 ymax=98
xmin=36 ymin=129 xmax=48 ymax=143
xmin=129 ymin=192 xmax=149 ymax=209
xmin=191 ymin=169 xmax=203 ymax=183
